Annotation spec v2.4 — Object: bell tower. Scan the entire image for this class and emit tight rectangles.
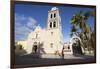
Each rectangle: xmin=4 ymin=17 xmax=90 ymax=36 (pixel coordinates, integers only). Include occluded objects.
xmin=45 ymin=7 xmax=63 ymax=54
xmin=47 ymin=7 xmax=61 ymax=30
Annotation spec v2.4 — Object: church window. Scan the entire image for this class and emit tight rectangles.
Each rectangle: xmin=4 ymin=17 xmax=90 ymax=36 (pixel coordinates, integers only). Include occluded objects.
xmin=50 ymin=14 xmax=52 ymax=18
xmin=50 ymin=22 xmax=52 ymax=28
xmin=54 ymin=13 xmax=56 ymax=18
xmin=53 ymin=21 xmax=56 ymax=27
xmin=36 ymin=33 xmax=38 ymax=38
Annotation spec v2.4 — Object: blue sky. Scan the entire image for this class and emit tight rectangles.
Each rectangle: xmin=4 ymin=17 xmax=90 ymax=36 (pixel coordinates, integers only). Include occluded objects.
xmin=15 ymin=3 xmax=95 ymax=42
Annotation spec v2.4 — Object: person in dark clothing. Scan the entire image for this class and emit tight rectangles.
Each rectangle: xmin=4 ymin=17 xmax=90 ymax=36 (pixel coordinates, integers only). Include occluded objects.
xmin=61 ymin=47 xmax=64 ymax=59
xmin=34 ymin=45 xmax=37 ymax=53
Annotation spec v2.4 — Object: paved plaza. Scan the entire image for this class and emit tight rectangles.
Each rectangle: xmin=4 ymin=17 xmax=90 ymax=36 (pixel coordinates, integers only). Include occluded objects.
xmin=14 ymin=54 xmax=95 ymax=68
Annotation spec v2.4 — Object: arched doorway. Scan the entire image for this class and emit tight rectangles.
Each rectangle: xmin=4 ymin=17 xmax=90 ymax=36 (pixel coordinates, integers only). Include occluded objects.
xmin=34 ymin=45 xmax=37 ymax=53
xmin=72 ymin=38 xmax=83 ymax=55
xmin=32 ymin=45 xmax=38 ymax=53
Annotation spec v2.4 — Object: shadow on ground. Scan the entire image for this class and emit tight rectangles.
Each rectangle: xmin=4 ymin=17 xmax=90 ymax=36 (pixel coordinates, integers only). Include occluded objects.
xmin=14 ymin=54 xmax=96 ymax=68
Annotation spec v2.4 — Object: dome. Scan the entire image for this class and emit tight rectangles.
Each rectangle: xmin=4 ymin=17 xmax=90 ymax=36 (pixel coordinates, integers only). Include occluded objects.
xmin=34 ymin=25 xmax=42 ymax=32
xmin=51 ymin=7 xmax=58 ymax=11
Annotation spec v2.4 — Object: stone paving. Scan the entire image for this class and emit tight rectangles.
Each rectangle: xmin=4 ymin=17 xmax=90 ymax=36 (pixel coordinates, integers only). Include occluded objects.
xmin=40 ymin=54 xmax=84 ymax=59
xmin=14 ymin=54 xmax=95 ymax=68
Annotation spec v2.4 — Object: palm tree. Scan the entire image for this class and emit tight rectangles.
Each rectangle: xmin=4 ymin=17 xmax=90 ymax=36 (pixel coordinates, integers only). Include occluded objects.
xmin=84 ymin=10 xmax=96 ymax=54
xmin=70 ymin=25 xmax=77 ymax=37
xmin=70 ymin=10 xmax=95 ymax=54
xmin=70 ymin=11 xmax=94 ymax=33
xmin=15 ymin=44 xmax=27 ymax=56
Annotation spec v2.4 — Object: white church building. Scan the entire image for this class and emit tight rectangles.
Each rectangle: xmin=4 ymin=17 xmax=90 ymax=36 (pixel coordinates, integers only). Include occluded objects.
xmin=16 ymin=7 xmax=84 ymax=55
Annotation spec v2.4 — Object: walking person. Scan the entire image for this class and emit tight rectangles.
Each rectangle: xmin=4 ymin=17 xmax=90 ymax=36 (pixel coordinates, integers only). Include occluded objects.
xmin=61 ymin=47 xmax=64 ymax=59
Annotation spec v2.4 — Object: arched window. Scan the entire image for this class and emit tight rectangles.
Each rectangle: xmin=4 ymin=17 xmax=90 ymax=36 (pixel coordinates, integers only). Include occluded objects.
xmin=54 ymin=13 xmax=56 ymax=18
xmin=50 ymin=14 xmax=52 ymax=18
xmin=53 ymin=21 xmax=56 ymax=27
xmin=50 ymin=22 xmax=52 ymax=28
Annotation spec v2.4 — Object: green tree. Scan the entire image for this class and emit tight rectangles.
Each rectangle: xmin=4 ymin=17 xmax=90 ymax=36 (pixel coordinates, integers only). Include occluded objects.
xmin=70 ymin=25 xmax=77 ymax=37
xmin=15 ymin=44 xmax=27 ymax=56
xmin=70 ymin=10 xmax=95 ymax=55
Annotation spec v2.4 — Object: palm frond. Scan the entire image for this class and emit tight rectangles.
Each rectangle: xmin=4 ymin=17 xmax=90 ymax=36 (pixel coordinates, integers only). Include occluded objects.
xmin=71 ymin=25 xmax=77 ymax=32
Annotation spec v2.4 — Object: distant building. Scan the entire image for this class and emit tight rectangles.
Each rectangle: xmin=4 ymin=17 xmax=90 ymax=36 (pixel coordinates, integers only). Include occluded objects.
xmin=63 ymin=42 xmax=73 ymax=54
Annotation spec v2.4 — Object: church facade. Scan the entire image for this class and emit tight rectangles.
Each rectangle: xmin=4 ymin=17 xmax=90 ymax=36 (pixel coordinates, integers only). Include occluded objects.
xmin=17 ymin=7 xmax=65 ymax=55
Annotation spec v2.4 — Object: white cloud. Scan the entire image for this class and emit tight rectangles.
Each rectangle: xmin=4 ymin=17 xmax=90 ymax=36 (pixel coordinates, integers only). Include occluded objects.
xmin=26 ymin=17 xmax=37 ymax=30
xmin=15 ymin=13 xmax=37 ymax=41
xmin=15 ymin=13 xmax=26 ymax=22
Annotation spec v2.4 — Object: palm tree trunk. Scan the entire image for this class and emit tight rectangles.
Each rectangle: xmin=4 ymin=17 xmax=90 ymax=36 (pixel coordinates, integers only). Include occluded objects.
xmin=81 ymin=16 xmax=90 ymax=54
xmin=82 ymin=16 xmax=86 ymax=33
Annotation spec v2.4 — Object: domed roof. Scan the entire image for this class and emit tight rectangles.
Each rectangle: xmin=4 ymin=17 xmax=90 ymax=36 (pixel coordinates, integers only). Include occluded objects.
xmin=51 ymin=7 xmax=58 ymax=11
xmin=34 ymin=25 xmax=42 ymax=32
